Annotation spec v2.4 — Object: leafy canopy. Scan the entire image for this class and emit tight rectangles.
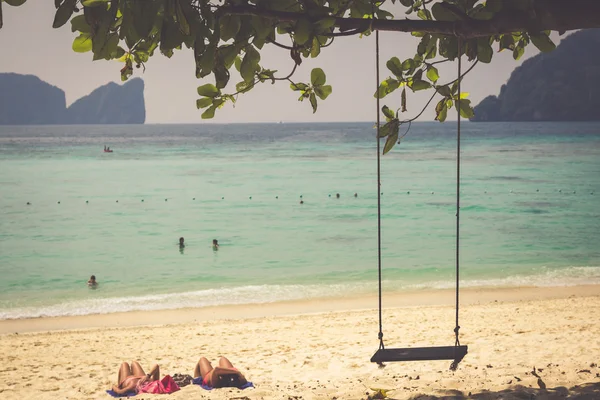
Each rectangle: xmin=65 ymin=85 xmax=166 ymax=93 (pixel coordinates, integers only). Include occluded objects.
xmin=1 ymin=0 xmax=565 ymax=153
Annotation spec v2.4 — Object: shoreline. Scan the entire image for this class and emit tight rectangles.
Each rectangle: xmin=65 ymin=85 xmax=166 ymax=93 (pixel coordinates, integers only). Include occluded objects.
xmin=1 ymin=285 xmax=599 ymax=399
xmin=2 ymin=284 xmax=599 ymax=335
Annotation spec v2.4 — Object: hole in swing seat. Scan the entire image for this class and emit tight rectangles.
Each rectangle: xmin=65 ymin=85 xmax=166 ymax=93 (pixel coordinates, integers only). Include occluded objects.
xmin=370 ymin=345 xmax=468 ymax=363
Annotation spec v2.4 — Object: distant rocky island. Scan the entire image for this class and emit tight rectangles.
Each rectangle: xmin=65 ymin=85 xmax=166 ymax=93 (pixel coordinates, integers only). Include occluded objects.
xmin=472 ymin=29 xmax=600 ymax=122
xmin=0 ymin=74 xmax=145 ymax=125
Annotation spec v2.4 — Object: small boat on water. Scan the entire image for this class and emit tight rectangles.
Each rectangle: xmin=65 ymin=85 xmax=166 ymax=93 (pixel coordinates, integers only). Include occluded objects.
xmin=103 ymin=146 xmax=113 ymax=153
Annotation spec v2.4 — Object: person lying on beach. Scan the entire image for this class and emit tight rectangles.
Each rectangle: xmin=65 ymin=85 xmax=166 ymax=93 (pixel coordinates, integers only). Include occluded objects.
xmin=112 ymin=361 xmax=160 ymax=395
xmin=87 ymin=275 xmax=98 ymax=289
xmin=193 ymin=356 xmax=247 ymax=389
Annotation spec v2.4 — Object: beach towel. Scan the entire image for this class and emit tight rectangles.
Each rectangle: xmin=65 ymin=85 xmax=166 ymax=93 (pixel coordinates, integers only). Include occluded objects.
xmin=139 ymin=375 xmax=180 ymax=394
xmin=106 ymin=389 xmax=136 ymax=398
xmin=192 ymin=377 xmax=254 ymax=390
xmin=106 ymin=376 xmax=180 ymax=397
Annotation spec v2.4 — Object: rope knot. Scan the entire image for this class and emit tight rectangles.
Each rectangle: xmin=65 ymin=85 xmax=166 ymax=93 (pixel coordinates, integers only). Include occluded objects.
xmin=454 ymin=326 xmax=461 ymax=334
xmin=378 ymin=332 xmax=383 ymax=340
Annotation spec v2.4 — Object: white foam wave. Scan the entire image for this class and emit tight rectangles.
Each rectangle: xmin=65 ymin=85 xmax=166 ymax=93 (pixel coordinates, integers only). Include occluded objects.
xmin=2 ymin=266 xmax=599 ymax=320
xmin=0 ymin=282 xmax=374 ymax=320
xmin=401 ymin=266 xmax=600 ymax=290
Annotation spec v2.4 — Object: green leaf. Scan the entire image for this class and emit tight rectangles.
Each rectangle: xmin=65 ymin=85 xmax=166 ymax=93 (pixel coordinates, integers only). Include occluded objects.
xmin=382 ymin=105 xmax=395 ymax=120
xmin=311 ymin=68 xmax=326 ymax=87
xmin=174 ymin=0 xmax=191 ymax=36
xmin=436 ymin=105 xmax=448 ymax=122
xmin=401 ymin=58 xmax=415 ymax=71
xmin=383 ymin=132 xmax=399 ymax=155
xmin=201 ymin=105 xmax=217 ymax=119
xmin=310 ymin=36 xmax=321 ymax=58
xmin=197 ymin=84 xmax=220 ymax=98
xmin=295 ymin=18 xmax=312 ymax=45
xmin=426 ymin=66 xmax=439 ymax=83
xmin=530 ymin=33 xmax=556 ymax=53
xmin=417 ymin=9 xmax=431 ymax=20
xmin=196 ymin=97 xmax=213 ymax=109
xmin=386 ymin=57 xmax=403 ymax=78
xmin=240 ymin=46 xmax=260 ymax=83
xmin=220 ymin=15 xmax=241 ymax=42
xmin=436 ymin=85 xmax=452 ymax=97
xmin=290 ymin=82 xmax=308 ymax=91
xmin=309 ymin=92 xmax=318 ymax=113
xmin=72 ymin=33 xmax=92 ymax=53
xmin=410 ymin=80 xmax=431 ymax=91
xmin=431 ymin=3 xmax=460 ymax=21
xmin=236 ymin=80 xmax=253 ymax=93
xmin=477 ymin=38 xmax=493 ymax=63
xmin=70 ymin=15 xmax=90 ymax=33
xmin=513 ymin=44 xmax=525 ymax=60
xmin=81 ymin=0 xmax=109 ymax=6
xmin=5 ymin=0 xmax=27 ymax=6
xmin=377 ymin=123 xmax=390 ymax=138
xmin=315 ymin=17 xmax=335 ymax=31
xmin=379 ymin=119 xmax=399 ymax=138
xmin=435 ymin=99 xmax=448 ymax=122
xmin=499 ymin=34 xmax=515 ymax=51
xmin=457 ymin=99 xmax=474 ymax=118
xmin=53 ymin=0 xmax=75 ymax=28
xmin=375 ymin=78 xmax=400 ymax=99
xmin=314 ymin=85 xmax=332 ymax=100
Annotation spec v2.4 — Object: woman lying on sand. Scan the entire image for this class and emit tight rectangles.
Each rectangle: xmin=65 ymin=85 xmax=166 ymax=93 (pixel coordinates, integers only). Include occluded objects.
xmin=112 ymin=361 xmax=160 ymax=395
xmin=193 ymin=356 xmax=248 ymax=388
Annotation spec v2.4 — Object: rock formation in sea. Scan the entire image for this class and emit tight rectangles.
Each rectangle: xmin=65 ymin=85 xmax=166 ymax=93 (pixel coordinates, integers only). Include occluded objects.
xmin=0 ymin=74 xmax=145 ymax=125
xmin=472 ymin=29 xmax=600 ymax=122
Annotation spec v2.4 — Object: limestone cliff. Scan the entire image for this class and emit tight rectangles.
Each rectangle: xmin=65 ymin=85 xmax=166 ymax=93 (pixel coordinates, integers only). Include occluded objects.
xmin=472 ymin=29 xmax=600 ymax=122
xmin=0 ymin=74 xmax=145 ymax=125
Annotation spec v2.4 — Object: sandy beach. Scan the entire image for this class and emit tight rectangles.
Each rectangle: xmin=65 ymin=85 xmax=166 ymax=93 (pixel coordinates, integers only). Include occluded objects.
xmin=1 ymin=285 xmax=599 ymax=400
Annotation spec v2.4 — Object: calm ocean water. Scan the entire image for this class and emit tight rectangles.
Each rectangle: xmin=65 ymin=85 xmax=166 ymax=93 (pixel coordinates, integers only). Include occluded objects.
xmin=0 ymin=122 xmax=599 ymax=319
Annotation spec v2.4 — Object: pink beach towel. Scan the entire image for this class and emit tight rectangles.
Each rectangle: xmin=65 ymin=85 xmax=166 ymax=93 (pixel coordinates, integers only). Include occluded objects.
xmin=138 ymin=375 xmax=180 ymax=394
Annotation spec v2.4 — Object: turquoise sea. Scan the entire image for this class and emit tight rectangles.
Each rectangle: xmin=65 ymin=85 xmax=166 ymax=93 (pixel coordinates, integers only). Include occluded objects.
xmin=0 ymin=122 xmax=599 ymax=319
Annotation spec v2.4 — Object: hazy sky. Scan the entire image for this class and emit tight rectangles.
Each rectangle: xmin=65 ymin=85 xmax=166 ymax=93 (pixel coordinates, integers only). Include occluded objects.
xmin=0 ymin=1 xmax=555 ymax=124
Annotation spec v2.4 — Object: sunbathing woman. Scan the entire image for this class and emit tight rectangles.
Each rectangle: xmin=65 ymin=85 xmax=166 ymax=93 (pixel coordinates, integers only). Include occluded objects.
xmin=111 ymin=361 xmax=160 ymax=395
xmin=193 ymin=356 xmax=248 ymax=388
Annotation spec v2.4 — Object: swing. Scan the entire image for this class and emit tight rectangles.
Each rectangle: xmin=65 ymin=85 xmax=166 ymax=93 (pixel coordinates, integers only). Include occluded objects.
xmin=369 ymin=29 xmax=468 ymax=371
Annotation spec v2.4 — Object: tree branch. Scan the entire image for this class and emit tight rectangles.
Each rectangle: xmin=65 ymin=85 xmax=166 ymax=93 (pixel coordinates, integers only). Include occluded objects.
xmin=223 ymin=0 xmax=600 ymax=38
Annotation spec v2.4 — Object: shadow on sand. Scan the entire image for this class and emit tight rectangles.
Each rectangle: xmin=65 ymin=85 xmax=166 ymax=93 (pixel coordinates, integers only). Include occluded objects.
xmin=405 ymin=381 xmax=600 ymax=400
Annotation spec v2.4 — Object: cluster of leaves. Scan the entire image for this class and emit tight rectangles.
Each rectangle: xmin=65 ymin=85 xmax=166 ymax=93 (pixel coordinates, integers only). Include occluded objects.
xmin=372 ymin=0 xmax=557 ymax=153
xmin=39 ymin=0 xmax=350 ymax=119
xmin=1 ymin=0 xmax=563 ymax=152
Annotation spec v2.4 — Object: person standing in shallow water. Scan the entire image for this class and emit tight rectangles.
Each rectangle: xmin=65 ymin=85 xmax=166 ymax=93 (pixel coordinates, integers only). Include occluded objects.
xmin=212 ymin=239 xmax=219 ymax=251
xmin=88 ymin=275 xmax=98 ymax=289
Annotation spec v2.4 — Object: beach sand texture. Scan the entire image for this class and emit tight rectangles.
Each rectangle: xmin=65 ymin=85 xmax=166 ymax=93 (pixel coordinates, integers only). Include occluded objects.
xmin=1 ymin=287 xmax=599 ymax=400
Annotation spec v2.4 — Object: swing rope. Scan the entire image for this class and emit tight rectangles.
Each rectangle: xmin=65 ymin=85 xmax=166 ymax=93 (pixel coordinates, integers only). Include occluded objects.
xmin=454 ymin=37 xmax=462 ymax=347
xmin=375 ymin=27 xmax=384 ymax=351
xmin=373 ymin=25 xmax=464 ymax=354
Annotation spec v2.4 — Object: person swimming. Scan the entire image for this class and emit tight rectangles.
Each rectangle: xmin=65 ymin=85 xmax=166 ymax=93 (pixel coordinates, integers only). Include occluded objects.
xmin=88 ymin=275 xmax=98 ymax=289
xmin=212 ymin=239 xmax=219 ymax=250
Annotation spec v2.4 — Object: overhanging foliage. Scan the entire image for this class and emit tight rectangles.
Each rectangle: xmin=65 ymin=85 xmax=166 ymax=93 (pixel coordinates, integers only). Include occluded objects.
xmin=2 ymin=0 xmax=598 ymax=153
